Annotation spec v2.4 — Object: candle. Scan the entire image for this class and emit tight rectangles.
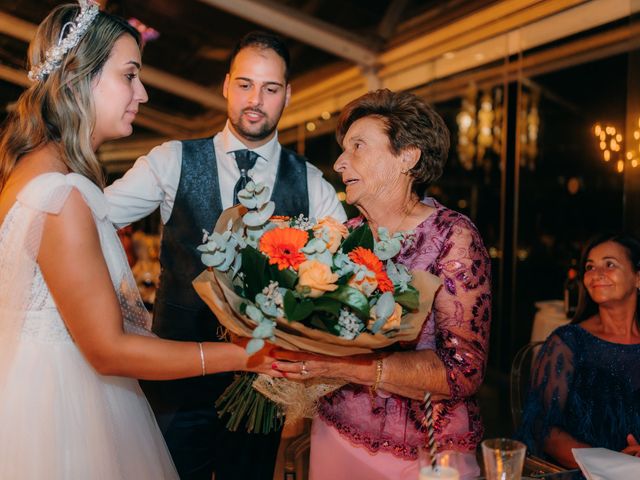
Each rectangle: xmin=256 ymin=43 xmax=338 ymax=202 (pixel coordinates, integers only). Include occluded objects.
xmin=418 ymin=466 xmax=460 ymax=480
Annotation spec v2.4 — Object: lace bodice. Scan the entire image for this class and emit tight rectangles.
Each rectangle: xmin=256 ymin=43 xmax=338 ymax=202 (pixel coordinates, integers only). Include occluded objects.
xmin=0 ymin=173 xmax=152 ymax=351
xmin=0 ymin=202 xmax=70 ymax=343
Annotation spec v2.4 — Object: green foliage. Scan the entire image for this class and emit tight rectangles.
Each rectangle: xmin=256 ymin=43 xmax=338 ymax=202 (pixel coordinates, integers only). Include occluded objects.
xmin=240 ymin=246 xmax=269 ymax=299
xmin=340 ymin=223 xmax=374 ymax=253
xmin=324 ymin=285 xmax=370 ymax=318
xmin=283 ymin=290 xmax=314 ymax=322
xmin=394 ymin=285 xmax=420 ymax=311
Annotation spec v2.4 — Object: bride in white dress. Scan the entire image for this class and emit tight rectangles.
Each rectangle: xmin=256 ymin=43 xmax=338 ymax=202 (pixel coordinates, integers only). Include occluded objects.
xmin=0 ymin=3 xmax=280 ymax=478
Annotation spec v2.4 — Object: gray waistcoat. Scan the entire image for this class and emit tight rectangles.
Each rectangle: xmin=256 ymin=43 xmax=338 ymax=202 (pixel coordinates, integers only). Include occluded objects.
xmin=153 ymin=137 xmax=309 ymax=343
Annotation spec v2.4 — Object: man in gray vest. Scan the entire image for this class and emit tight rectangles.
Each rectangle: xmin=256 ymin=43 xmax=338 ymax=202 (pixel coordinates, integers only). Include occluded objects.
xmin=105 ymin=31 xmax=346 ymax=480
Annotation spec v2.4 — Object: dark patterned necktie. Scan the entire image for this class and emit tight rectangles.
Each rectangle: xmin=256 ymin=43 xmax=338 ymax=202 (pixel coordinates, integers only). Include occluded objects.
xmin=232 ymin=149 xmax=258 ymax=204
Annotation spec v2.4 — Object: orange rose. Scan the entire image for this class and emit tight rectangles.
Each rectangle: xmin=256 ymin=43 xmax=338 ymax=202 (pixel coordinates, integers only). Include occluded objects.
xmin=368 ymin=302 xmax=403 ymax=331
xmin=269 ymin=215 xmax=291 ymax=229
xmin=296 ymin=260 xmax=339 ymax=298
xmin=347 ymin=270 xmax=378 ymax=296
xmin=313 ymin=217 xmax=348 ymax=253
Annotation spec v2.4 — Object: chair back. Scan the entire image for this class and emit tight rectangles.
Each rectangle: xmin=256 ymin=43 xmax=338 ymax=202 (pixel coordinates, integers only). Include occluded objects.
xmin=510 ymin=341 xmax=544 ymax=430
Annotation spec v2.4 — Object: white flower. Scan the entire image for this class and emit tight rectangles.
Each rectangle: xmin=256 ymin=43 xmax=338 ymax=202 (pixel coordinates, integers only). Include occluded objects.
xmin=337 ymin=308 xmax=364 ymax=340
xmin=290 ymin=214 xmax=315 ymax=231
xmin=255 ymin=281 xmax=285 ymax=318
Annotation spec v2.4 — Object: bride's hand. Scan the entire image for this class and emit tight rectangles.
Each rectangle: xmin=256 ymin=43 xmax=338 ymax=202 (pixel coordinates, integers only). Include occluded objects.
xmin=240 ymin=341 xmax=284 ymax=377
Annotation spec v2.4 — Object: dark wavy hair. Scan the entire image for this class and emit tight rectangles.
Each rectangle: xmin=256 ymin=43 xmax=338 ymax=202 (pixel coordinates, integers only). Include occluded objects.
xmin=228 ymin=30 xmax=290 ymax=82
xmin=572 ymin=232 xmax=640 ymax=327
xmin=336 ymin=89 xmax=450 ymax=198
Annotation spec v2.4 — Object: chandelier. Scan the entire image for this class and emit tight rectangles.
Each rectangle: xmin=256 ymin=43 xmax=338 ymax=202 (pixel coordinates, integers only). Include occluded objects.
xmin=593 ymin=118 xmax=640 ymax=173
xmin=456 ymin=84 xmax=540 ymax=172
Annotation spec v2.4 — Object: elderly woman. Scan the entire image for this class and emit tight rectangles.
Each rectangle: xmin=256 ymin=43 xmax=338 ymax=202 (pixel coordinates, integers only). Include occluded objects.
xmin=274 ymin=89 xmax=491 ymax=479
xmin=518 ymin=232 xmax=640 ymax=467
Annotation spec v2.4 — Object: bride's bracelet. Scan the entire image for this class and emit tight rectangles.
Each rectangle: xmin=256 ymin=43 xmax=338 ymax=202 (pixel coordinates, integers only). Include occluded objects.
xmin=198 ymin=342 xmax=206 ymax=376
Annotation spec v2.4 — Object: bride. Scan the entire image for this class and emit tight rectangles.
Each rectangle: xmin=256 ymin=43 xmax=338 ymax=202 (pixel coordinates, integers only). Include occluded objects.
xmin=0 ymin=3 xmax=279 ymax=478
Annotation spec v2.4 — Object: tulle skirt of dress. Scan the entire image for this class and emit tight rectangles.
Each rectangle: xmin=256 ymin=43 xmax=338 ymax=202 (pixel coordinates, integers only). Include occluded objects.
xmin=0 ymin=337 xmax=178 ymax=479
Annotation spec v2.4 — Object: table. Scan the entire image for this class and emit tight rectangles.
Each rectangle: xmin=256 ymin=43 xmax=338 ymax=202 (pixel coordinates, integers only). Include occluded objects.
xmin=530 ymin=300 xmax=570 ymax=343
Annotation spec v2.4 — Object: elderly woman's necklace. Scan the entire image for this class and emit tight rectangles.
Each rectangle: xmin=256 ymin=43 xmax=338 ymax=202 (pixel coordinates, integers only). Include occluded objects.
xmin=388 ymin=198 xmax=420 ymax=235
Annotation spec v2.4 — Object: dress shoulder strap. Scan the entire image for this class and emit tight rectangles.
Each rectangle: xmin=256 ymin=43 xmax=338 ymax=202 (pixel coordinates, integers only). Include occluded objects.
xmin=17 ymin=172 xmax=106 ymax=219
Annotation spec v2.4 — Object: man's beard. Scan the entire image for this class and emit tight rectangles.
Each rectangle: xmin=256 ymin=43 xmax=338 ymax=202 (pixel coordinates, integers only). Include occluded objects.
xmin=230 ymin=106 xmax=284 ymax=142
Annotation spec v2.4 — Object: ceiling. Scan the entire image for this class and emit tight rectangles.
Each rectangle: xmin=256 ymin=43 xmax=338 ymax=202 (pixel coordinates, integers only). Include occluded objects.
xmin=0 ymin=0 xmax=496 ymax=135
xmin=0 ymin=0 xmax=634 ymax=171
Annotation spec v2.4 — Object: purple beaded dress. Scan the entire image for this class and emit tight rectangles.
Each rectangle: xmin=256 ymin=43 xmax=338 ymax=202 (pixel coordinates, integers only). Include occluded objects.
xmin=311 ymin=198 xmax=492 ymax=480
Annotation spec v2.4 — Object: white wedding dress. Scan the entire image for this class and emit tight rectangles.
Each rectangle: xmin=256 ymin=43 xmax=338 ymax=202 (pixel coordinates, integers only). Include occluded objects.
xmin=0 ymin=173 xmax=178 ymax=479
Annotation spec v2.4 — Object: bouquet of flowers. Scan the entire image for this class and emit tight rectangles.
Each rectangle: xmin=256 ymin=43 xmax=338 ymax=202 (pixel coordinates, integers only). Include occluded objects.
xmin=193 ymin=182 xmax=441 ymax=434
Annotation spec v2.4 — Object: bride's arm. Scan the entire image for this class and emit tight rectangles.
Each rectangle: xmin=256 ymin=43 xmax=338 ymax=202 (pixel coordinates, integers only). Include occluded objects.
xmin=38 ymin=189 xmax=277 ymax=380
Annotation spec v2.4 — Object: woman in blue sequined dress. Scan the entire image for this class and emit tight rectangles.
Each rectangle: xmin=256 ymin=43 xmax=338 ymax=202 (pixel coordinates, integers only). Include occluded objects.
xmin=518 ymin=232 xmax=640 ymax=467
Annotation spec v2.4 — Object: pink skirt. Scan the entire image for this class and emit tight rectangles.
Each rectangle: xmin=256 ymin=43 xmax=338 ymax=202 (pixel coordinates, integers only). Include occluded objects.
xmin=309 ymin=417 xmax=480 ymax=480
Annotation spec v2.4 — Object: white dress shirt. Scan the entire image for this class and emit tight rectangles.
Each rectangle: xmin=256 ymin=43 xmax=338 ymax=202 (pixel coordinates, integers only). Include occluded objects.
xmin=105 ymin=123 xmax=347 ymax=227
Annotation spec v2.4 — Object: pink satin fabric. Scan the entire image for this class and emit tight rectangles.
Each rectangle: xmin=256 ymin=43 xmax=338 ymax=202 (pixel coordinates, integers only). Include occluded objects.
xmin=310 ymin=417 xmax=480 ymax=480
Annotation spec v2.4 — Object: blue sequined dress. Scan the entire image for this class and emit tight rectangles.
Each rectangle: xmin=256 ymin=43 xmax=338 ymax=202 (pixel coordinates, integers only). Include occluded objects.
xmin=517 ymin=324 xmax=640 ymax=457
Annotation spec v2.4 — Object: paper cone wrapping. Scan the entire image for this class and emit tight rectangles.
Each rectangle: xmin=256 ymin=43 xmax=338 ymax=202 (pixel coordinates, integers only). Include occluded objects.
xmin=192 ymin=205 xmax=442 ymax=421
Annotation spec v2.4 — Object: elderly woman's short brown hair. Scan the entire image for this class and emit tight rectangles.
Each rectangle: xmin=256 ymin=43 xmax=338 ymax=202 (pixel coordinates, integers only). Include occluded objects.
xmin=336 ymin=89 xmax=450 ymax=197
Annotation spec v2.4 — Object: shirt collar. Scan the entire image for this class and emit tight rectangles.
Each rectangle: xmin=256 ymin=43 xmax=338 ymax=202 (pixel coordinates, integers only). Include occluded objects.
xmin=221 ymin=121 xmax=279 ymax=162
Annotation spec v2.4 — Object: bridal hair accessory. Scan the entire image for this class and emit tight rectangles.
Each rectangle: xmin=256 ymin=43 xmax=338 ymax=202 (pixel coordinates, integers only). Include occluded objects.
xmin=28 ymin=0 xmax=100 ymax=82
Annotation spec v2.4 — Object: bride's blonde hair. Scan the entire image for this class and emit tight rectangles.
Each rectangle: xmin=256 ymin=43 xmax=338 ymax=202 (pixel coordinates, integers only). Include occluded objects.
xmin=0 ymin=4 xmax=141 ymax=192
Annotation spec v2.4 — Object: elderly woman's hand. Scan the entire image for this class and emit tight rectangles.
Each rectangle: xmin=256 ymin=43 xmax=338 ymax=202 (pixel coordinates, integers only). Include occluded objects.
xmin=272 ymin=351 xmax=378 ymax=384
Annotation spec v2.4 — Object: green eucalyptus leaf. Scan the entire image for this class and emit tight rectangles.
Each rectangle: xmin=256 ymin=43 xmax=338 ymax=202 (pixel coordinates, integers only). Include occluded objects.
xmin=324 ymin=285 xmax=370 ymax=318
xmin=394 ymin=286 xmax=420 ymax=311
xmin=340 ymin=223 xmax=374 ymax=254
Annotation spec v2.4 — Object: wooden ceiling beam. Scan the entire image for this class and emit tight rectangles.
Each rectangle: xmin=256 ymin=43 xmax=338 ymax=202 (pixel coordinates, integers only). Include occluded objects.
xmin=198 ymin=0 xmax=379 ymax=67
xmin=377 ymin=0 xmax=411 ymax=40
xmin=0 ymin=11 xmax=226 ymax=111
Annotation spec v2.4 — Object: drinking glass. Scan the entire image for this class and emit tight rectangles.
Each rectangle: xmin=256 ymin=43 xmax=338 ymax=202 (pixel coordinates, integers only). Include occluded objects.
xmin=418 ymin=448 xmax=461 ymax=480
xmin=481 ymin=438 xmax=526 ymax=480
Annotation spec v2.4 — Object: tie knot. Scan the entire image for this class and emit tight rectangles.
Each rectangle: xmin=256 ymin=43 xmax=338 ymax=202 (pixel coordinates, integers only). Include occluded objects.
xmin=234 ymin=149 xmax=258 ymax=172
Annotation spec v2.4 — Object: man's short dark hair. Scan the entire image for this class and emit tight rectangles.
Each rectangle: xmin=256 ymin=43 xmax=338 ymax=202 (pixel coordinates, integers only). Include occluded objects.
xmin=228 ymin=31 xmax=291 ymax=82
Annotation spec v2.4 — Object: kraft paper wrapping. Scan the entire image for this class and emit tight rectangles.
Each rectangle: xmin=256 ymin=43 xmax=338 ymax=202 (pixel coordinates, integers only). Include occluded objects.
xmin=193 ymin=267 xmax=441 ymax=356
xmin=191 ymin=206 xmax=443 ymax=422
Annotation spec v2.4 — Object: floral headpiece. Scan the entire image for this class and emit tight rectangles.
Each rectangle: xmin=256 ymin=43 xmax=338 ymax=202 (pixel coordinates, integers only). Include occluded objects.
xmin=28 ymin=0 xmax=100 ymax=82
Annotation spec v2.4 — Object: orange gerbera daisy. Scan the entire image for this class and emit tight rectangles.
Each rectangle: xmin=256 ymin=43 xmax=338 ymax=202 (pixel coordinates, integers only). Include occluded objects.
xmin=348 ymin=247 xmax=394 ymax=292
xmin=259 ymin=227 xmax=308 ymax=270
